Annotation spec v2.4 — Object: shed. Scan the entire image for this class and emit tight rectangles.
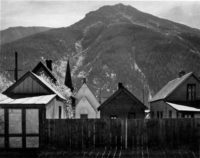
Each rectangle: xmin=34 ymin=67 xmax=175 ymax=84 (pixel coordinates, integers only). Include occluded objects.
xmin=98 ymin=83 xmax=147 ymax=119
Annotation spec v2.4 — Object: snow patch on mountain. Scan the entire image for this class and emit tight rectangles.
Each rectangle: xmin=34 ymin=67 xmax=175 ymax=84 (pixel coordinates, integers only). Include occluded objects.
xmin=72 ymin=40 xmax=85 ymax=76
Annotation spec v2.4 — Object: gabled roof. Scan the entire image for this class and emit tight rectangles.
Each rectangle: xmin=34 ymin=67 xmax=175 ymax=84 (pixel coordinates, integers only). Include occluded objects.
xmin=3 ymin=71 xmax=66 ymax=101
xmin=98 ymin=85 xmax=147 ymax=110
xmin=167 ymin=102 xmax=200 ymax=112
xmin=150 ymin=72 xmax=196 ymax=102
xmin=75 ymin=83 xmax=100 ymax=111
xmin=0 ymin=94 xmax=56 ymax=105
xmin=32 ymin=61 xmax=57 ymax=83
xmin=76 ymin=96 xmax=97 ymax=112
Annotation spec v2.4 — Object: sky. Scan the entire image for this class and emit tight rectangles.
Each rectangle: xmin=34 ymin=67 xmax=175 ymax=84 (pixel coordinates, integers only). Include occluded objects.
xmin=1 ymin=0 xmax=200 ymax=30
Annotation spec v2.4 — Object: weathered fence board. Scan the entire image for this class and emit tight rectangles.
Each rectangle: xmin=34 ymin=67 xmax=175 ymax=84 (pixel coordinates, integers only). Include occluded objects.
xmin=43 ymin=119 xmax=200 ymax=150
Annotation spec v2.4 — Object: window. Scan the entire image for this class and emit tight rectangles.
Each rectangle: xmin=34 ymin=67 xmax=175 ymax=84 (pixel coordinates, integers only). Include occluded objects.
xmin=110 ymin=115 xmax=117 ymax=119
xmin=128 ymin=113 xmax=136 ymax=119
xmin=58 ymin=106 xmax=62 ymax=119
xmin=187 ymin=84 xmax=196 ymax=101
xmin=0 ymin=109 xmax=4 ymax=134
xmin=80 ymin=114 xmax=88 ymax=119
xmin=151 ymin=111 xmax=154 ymax=118
xmin=176 ymin=112 xmax=179 ymax=118
xmin=9 ymin=109 xmax=22 ymax=134
xmin=157 ymin=111 xmax=159 ymax=118
xmin=169 ymin=111 xmax=172 ymax=118
xmin=157 ymin=111 xmax=163 ymax=119
xmin=160 ymin=111 xmax=163 ymax=118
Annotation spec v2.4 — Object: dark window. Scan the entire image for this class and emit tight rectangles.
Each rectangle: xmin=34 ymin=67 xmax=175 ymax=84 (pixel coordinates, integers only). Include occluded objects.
xmin=160 ymin=111 xmax=163 ymax=118
xmin=169 ymin=111 xmax=172 ymax=118
xmin=110 ymin=115 xmax=117 ymax=119
xmin=128 ymin=113 xmax=136 ymax=119
xmin=58 ymin=106 xmax=62 ymax=119
xmin=176 ymin=112 xmax=179 ymax=118
xmin=151 ymin=111 xmax=154 ymax=118
xmin=157 ymin=111 xmax=163 ymax=119
xmin=157 ymin=111 xmax=159 ymax=118
xmin=187 ymin=84 xmax=196 ymax=101
xmin=80 ymin=114 xmax=88 ymax=119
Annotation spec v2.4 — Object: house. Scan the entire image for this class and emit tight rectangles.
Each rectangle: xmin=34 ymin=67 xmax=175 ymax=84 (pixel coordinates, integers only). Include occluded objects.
xmin=98 ymin=83 xmax=147 ymax=119
xmin=150 ymin=72 xmax=200 ymax=118
xmin=0 ymin=70 xmax=68 ymax=149
xmin=32 ymin=60 xmax=57 ymax=83
xmin=74 ymin=79 xmax=100 ymax=119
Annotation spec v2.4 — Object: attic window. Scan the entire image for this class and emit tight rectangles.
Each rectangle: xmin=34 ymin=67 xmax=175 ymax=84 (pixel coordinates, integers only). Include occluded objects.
xmin=187 ymin=84 xmax=196 ymax=101
xmin=110 ymin=115 xmax=117 ymax=119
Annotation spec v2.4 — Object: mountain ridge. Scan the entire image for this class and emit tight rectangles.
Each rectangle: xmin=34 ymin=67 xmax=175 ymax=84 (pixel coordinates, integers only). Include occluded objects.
xmin=0 ymin=3 xmax=200 ymax=105
xmin=0 ymin=26 xmax=52 ymax=45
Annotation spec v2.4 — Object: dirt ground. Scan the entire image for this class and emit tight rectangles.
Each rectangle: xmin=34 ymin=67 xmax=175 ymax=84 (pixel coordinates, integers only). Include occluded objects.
xmin=0 ymin=148 xmax=199 ymax=158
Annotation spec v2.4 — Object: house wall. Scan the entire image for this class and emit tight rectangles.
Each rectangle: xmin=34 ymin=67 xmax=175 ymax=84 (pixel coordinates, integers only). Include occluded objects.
xmin=150 ymin=100 xmax=200 ymax=118
xmin=167 ymin=76 xmax=200 ymax=102
xmin=150 ymin=100 xmax=177 ymax=118
xmin=46 ymin=98 xmax=67 ymax=119
xmin=100 ymin=92 xmax=145 ymax=119
xmin=75 ymin=97 xmax=98 ymax=119
xmin=12 ymin=76 xmax=49 ymax=94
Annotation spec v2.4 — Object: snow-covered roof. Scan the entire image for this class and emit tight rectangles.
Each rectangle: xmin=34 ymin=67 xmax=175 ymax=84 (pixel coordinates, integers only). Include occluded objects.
xmin=0 ymin=93 xmax=7 ymax=101
xmin=0 ymin=94 xmax=56 ymax=105
xmin=3 ymin=71 xmax=66 ymax=101
xmin=167 ymin=102 xmax=200 ymax=112
xmin=32 ymin=73 xmax=66 ymax=100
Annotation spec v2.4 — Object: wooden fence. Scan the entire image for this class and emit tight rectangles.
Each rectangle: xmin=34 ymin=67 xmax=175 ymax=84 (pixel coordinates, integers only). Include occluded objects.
xmin=43 ymin=119 xmax=200 ymax=150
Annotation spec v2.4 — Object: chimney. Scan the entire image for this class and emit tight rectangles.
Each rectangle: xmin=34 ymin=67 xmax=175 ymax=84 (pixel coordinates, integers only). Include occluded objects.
xmin=46 ymin=60 xmax=52 ymax=71
xmin=178 ymin=70 xmax=186 ymax=78
xmin=118 ymin=82 xmax=123 ymax=89
xmin=82 ymin=78 xmax=86 ymax=84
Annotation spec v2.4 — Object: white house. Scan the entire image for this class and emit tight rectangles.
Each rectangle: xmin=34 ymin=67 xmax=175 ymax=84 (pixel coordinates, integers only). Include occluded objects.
xmin=75 ymin=82 xmax=100 ymax=119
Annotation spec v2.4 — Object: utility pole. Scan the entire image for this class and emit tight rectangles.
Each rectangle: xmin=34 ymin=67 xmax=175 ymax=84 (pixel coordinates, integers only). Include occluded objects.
xmin=6 ymin=52 xmax=22 ymax=81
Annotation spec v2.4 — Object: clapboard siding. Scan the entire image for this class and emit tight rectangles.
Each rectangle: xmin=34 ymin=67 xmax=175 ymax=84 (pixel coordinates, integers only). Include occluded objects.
xmin=13 ymin=76 xmax=49 ymax=94
xmin=167 ymin=75 xmax=200 ymax=102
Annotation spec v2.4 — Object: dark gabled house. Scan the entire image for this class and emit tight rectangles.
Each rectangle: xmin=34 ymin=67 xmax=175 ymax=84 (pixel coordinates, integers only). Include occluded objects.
xmin=32 ymin=60 xmax=57 ymax=83
xmin=98 ymin=83 xmax=147 ymax=119
xmin=150 ymin=72 xmax=200 ymax=118
xmin=0 ymin=70 xmax=67 ymax=149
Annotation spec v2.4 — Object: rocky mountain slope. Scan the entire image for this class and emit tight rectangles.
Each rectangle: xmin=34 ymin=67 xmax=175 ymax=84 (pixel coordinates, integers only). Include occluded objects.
xmin=1 ymin=4 xmax=200 ymax=105
xmin=0 ymin=26 xmax=51 ymax=45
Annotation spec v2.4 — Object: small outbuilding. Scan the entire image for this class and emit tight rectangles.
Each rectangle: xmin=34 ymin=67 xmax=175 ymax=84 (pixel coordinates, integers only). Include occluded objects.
xmin=98 ymin=83 xmax=147 ymax=119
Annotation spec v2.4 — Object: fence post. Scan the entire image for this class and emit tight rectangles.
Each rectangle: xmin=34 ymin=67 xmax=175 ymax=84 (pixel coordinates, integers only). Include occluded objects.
xmin=125 ymin=118 xmax=128 ymax=149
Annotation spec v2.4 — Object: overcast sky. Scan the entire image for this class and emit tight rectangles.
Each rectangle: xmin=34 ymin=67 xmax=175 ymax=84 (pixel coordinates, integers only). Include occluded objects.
xmin=1 ymin=0 xmax=200 ymax=30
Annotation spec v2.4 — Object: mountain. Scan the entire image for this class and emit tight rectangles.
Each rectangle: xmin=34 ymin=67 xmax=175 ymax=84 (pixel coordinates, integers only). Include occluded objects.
xmin=0 ymin=26 xmax=51 ymax=45
xmin=1 ymin=4 xmax=200 ymax=105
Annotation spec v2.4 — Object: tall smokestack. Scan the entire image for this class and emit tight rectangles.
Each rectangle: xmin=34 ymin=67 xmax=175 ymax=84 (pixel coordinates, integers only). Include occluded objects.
xmin=15 ymin=52 xmax=18 ymax=81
